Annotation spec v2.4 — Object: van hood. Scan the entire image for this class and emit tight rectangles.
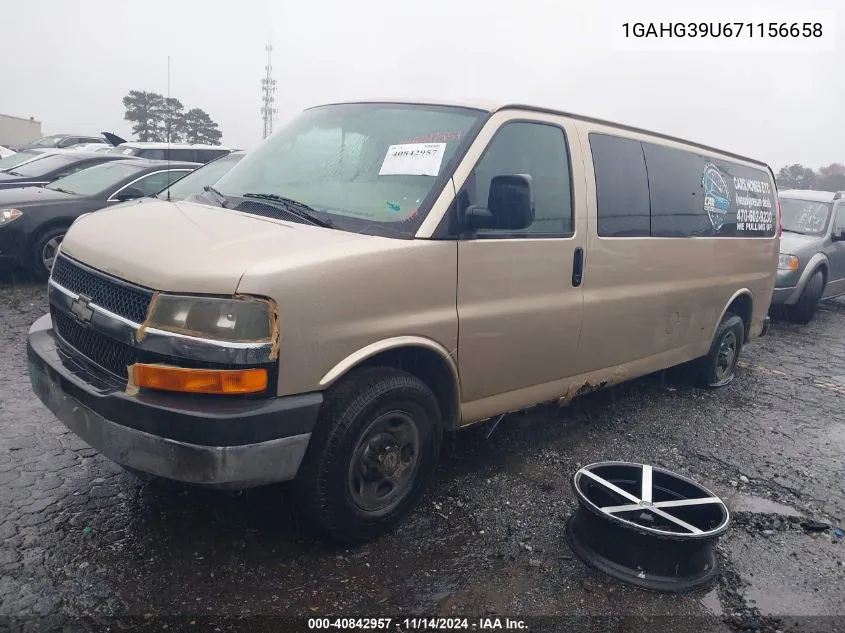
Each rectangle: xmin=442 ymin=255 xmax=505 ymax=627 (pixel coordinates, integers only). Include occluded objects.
xmin=59 ymin=199 xmax=398 ymax=295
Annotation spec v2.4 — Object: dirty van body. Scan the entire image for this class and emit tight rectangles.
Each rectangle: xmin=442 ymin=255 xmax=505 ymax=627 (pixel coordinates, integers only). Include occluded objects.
xmin=27 ymin=100 xmax=779 ymax=543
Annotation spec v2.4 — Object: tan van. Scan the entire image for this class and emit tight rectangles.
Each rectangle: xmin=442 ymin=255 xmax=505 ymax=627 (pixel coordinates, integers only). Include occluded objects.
xmin=27 ymin=99 xmax=780 ymax=542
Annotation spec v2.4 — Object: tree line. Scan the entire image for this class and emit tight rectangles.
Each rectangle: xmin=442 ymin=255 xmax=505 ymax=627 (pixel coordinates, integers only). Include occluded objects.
xmin=775 ymin=163 xmax=845 ymax=191
xmin=122 ymin=90 xmax=223 ymax=145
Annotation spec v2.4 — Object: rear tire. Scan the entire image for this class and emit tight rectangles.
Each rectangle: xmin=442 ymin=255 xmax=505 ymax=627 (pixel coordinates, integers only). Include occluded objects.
xmin=31 ymin=226 xmax=68 ymax=281
xmin=789 ymin=269 xmax=824 ymax=325
xmin=692 ymin=313 xmax=745 ymax=388
xmin=293 ymin=367 xmax=442 ymax=544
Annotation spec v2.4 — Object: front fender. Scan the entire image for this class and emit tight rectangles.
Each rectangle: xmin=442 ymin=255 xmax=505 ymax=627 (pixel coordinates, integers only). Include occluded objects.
xmin=784 ymin=252 xmax=829 ymax=305
xmin=318 ymin=335 xmax=459 ymax=389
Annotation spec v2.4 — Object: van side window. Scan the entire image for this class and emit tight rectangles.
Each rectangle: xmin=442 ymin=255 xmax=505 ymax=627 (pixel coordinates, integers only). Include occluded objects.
xmin=466 ymin=121 xmax=573 ymax=238
xmin=643 ymin=143 xmax=717 ymax=237
xmin=590 ymin=133 xmax=651 ymax=237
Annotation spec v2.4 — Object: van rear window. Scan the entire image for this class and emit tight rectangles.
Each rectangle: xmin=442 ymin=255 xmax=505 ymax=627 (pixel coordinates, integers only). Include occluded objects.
xmin=590 ymin=133 xmax=776 ymax=238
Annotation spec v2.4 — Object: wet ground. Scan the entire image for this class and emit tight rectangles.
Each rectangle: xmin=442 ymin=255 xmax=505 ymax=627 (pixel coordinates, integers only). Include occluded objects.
xmin=1 ymin=269 xmax=844 ymax=633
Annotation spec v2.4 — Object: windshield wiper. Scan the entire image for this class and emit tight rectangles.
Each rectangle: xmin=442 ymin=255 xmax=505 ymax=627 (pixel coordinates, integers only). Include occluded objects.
xmin=202 ymin=185 xmax=229 ymax=208
xmin=7 ymin=170 xmax=23 ymax=176
xmin=241 ymin=193 xmax=334 ymax=228
xmin=49 ymin=187 xmax=76 ymax=195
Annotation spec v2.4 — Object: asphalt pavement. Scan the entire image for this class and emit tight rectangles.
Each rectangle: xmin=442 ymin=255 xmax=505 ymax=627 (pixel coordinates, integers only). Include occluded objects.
xmin=1 ymin=271 xmax=844 ymax=633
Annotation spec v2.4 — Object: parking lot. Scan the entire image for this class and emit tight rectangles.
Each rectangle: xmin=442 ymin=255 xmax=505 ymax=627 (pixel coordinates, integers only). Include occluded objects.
xmin=1 ymin=272 xmax=844 ymax=633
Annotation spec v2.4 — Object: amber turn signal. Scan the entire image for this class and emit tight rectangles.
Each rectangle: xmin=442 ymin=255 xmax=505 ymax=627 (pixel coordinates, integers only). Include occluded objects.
xmin=132 ymin=364 xmax=268 ymax=395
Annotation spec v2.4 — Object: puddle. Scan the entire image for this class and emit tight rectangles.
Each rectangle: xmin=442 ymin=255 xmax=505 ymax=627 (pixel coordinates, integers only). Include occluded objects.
xmin=699 ymin=588 xmax=722 ymax=615
xmin=723 ymin=492 xmax=804 ymax=517
xmin=745 ymin=584 xmax=831 ymax=617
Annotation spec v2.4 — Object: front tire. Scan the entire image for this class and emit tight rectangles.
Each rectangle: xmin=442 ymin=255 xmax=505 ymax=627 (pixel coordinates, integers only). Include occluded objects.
xmin=294 ymin=367 xmax=442 ymax=544
xmin=31 ymin=226 xmax=67 ymax=281
xmin=692 ymin=313 xmax=745 ymax=388
xmin=789 ymin=269 xmax=824 ymax=325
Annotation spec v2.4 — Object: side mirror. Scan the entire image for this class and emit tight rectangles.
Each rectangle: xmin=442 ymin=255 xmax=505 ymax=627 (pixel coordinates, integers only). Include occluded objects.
xmin=461 ymin=174 xmax=535 ymax=232
xmin=114 ymin=187 xmax=145 ymax=201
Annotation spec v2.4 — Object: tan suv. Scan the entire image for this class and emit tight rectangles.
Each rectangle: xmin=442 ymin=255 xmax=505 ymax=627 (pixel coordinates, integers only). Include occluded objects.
xmin=27 ymin=99 xmax=779 ymax=543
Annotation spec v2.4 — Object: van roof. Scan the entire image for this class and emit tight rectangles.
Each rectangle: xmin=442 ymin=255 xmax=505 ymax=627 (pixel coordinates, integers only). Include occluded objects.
xmin=778 ymin=189 xmax=841 ymax=202
xmin=312 ymin=98 xmax=773 ymax=171
xmin=116 ymin=142 xmax=231 ymax=151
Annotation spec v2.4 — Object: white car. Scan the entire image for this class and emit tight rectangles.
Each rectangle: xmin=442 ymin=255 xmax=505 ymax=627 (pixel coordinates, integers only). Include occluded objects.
xmin=0 ymin=145 xmax=15 ymax=159
xmin=72 ymin=143 xmax=114 ymax=153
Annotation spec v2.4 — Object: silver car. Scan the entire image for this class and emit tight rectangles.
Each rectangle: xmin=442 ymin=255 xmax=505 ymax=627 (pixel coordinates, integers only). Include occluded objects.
xmin=772 ymin=190 xmax=845 ymax=323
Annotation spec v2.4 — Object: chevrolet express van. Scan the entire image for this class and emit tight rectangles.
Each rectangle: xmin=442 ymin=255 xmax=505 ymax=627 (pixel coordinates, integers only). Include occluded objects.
xmin=27 ymin=100 xmax=779 ymax=543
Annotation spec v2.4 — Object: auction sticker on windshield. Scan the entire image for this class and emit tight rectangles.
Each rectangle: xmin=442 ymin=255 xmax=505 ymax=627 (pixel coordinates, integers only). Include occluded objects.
xmin=379 ymin=143 xmax=446 ymax=177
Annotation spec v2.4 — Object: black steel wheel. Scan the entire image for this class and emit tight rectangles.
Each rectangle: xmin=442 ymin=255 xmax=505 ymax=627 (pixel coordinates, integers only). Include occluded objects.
xmin=566 ymin=461 xmax=730 ymax=593
xmin=347 ymin=410 xmax=421 ymax=516
xmin=294 ymin=367 xmax=442 ymax=543
xmin=692 ymin=312 xmax=744 ymax=388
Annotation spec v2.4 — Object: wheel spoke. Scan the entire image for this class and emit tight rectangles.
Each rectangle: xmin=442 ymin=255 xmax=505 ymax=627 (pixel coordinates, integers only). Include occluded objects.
xmin=653 ymin=497 xmax=721 ymax=509
xmin=641 ymin=464 xmax=652 ymax=503
xmin=649 ymin=507 xmax=704 ymax=534
xmin=601 ymin=503 xmax=643 ymax=514
xmin=578 ymin=469 xmax=641 ymax=504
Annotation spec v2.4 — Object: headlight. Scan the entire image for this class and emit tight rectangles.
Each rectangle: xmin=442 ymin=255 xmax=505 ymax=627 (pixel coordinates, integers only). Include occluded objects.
xmin=778 ymin=254 xmax=800 ymax=271
xmin=144 ymin=295 xmax=275 ymax=342
xmin=0 ymin=208 xmax=22 ymax=226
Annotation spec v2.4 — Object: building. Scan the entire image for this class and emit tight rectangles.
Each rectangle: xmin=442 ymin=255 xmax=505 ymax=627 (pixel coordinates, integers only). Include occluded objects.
xmin=0 ymin=113 xmax=42 ymax=145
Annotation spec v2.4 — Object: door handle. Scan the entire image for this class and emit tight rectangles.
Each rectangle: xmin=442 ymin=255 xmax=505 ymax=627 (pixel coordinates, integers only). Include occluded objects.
xmin=572 ymin=247 xmax=584 ymax=287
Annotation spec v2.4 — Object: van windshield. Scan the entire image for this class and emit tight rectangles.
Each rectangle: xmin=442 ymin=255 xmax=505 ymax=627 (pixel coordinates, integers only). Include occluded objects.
xmin=779 ymin=198 xmax=832 ymax=236
xmin=214 ymin=103 xmax=485 ymax=237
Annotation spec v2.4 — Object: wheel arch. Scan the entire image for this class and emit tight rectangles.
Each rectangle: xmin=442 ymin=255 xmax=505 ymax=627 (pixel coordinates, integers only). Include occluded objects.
xmin=27 ymin=217 xmax=75 ymax=259
xmin=318 ymin=337 xmax=461 ymax=430
xmin=713 ymin=289 xmax=754 ymax=342
xmin=28 ymin=218 xmax=75 ymax=275
xmin=786 ymin=253 xmax=829 ymax=305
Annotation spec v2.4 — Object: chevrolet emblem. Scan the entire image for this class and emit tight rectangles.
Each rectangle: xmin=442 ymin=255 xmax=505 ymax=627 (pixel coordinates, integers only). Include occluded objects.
xmin=70 ymin=296 xmax=94 ymax=324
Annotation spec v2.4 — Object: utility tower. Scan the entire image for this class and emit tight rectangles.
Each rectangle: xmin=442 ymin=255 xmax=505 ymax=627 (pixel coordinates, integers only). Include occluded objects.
xmin=261 ymin=43 xmax=277 ymax=139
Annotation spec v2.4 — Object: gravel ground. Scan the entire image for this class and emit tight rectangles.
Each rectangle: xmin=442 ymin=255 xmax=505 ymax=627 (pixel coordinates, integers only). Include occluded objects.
xmin=1 ymin=270 xmax=844 ymax=633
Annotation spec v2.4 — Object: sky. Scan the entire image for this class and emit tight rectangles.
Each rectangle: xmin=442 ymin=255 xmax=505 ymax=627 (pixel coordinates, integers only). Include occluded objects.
xmin=1 ymin=0 xmax=842 ymax=170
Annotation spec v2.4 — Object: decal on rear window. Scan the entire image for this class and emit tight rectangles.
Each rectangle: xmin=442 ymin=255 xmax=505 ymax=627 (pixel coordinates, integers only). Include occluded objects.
xmin=702 ymin=163 xmax=731 ymax=231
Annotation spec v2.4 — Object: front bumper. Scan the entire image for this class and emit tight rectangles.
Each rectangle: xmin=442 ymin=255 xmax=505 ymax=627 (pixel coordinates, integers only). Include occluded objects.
xmin=0 ymin=224 xmax=27 ymax=265
xmin=27 ymin=313 xmax=323 ymax=488
xmin=771 ymin=286 xmax=799 ymax=305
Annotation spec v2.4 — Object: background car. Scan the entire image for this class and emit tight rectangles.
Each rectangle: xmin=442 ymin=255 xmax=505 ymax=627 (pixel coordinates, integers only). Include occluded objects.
xmin=9 ymin=132 xmax=125 ymax=151
xmin=0 ymin=151 xmax=131 ymax=190
xmin=0 ymin=158 xmax=199 ymax=279
xmin=71 ymin=143 xmax=114 ymax=153
xmin=771 ymin=189 xmax=845 ymax=323
xmin=155 ymin=150 xmax=244 ymax=201
xmin=109 ymin=142 xmax=232 ymax=164
xmin=0 ymin=148 xmax=71 ymax=173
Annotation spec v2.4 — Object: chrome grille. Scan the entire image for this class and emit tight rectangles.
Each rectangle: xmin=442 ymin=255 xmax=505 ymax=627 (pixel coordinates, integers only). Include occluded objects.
xmin=52 ymin=308 xmax=136 ymax=379
xmin=51 ymin=254 xmax=152 ymax=324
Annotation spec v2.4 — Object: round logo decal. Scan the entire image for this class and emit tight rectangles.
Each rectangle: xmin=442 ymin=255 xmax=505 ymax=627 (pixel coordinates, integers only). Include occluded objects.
xmin=702 ymin=163 xmax=731 ymax=231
